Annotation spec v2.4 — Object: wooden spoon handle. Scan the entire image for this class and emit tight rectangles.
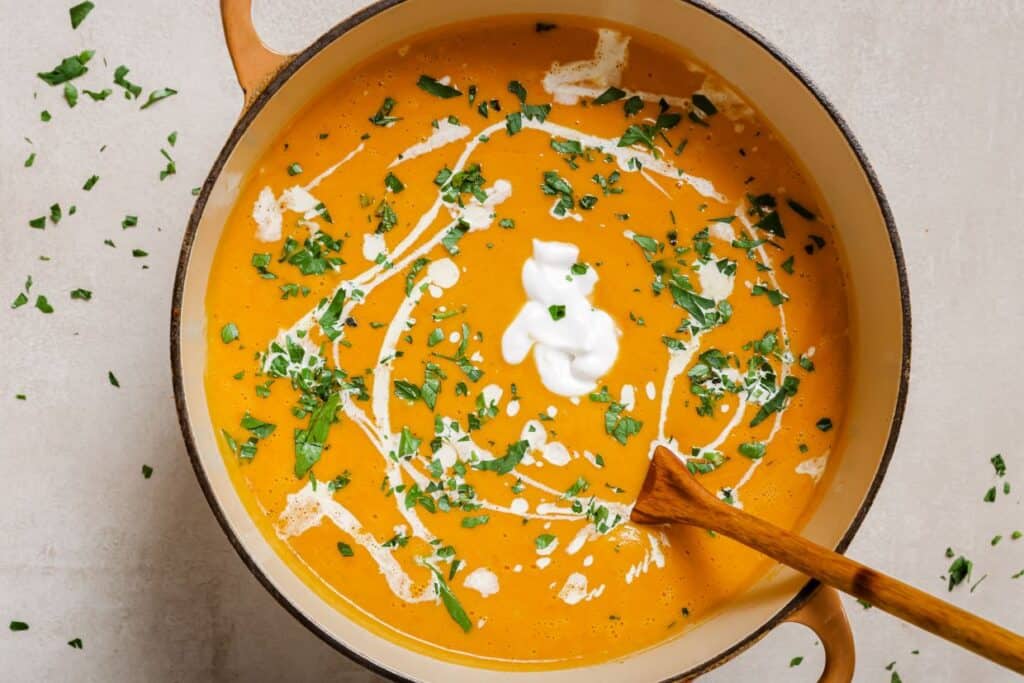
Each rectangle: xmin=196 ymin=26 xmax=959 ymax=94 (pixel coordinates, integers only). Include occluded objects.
xmin=631 ymin=447 xmax=1024 ymax=674
xmin=711 ymin=504 xmax=1024 ymax=672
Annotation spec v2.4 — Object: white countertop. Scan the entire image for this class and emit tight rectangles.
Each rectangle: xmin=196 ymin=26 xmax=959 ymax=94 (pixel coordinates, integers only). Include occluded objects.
xmin=1 ymin=1 xmax=1021 ymax=680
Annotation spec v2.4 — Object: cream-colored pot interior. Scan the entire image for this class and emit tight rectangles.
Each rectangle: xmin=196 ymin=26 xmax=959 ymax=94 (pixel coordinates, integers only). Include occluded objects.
xmin=173 ymin=0 xmax=909 ymax=679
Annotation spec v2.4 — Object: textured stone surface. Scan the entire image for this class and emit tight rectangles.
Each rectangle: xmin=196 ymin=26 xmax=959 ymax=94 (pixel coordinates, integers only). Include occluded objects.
xmin=1 ymin=1 xmax=1021 ymax=680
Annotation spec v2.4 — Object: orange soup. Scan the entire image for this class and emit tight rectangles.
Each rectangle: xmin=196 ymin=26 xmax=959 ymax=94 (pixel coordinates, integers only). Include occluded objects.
xmin=204 ymin=16 xmax=849 ymax=669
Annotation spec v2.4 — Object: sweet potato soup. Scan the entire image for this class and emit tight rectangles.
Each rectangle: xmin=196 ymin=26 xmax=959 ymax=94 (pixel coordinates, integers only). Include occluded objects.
xmin=204 ymin=16 xmax=849 ymax=669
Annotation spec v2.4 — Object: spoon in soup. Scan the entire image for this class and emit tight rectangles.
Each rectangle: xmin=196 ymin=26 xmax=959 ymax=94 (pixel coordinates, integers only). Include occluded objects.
xmin=631 ymin=446 xmax=1024 ymax=674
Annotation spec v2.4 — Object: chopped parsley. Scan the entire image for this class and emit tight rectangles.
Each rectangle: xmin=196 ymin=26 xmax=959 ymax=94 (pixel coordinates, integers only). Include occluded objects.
xmin=592 ymin=86 xmax=626 ymax=105
xmin=425 ymin=562 xmax=471 ymax=632
xmin=38 ymin=51 xmax=94 ymax=85
xmin=738 ymin=442 xmax=766 ymax=460
xmin=220 ymin=322 xmax=239 ymax=343
xmin=475 ymin=440 xmax=528 ymax=475
xmin=589 ymin=387 xmax=643 ymax=445
xmin=461 ymin=514 xmax=490 ymax=528
xmin=617 ymin=109 xmax=681 ymax=155
xmin=541 ymin=170 xmax=575 ymax=216
xmin=991 ymin=453 xmax=1006 ymax=477
xmin=375 ymin=198 xmax=398 ymax=233
xmin=947 ymin=554 xmax=972 ymax=591
xmin=369 ymin=96 xmax=401 ymax=126
xmin=70 ymin=2 xmax=95 ymax=28
xmin=140 ymin=87 xmax=178 ymax=110
xmin=113 ymin=65 xmax=142 ymax=99
xmin=417 ymin=75 xmax=461 ymax=99
xmin=751 ymin=283 xmax=788 ymax=306
xmin=535 ymin=534 xmax=556 ymax=550
xmin=787 ymin=198 xmax=816 ymax=220
xmin=384 ymin=172 xmax=405 ymax=193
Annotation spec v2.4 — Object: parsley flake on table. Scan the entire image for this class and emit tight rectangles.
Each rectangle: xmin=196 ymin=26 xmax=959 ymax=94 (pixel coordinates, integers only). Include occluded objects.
xmin=946 ymin=554 xmax=972 ymax=591
xmin=113 ymin=65 xmax=142 ymax=99
xmin=141 ymin=87 xmax=177 ymax=109
xmin=37 ymin=51 xmax=94 ymax=85
xmin=159 ymin=149 xmax=176 ymax=180
xmin=69 ymin=1 xmax=94 ymax=29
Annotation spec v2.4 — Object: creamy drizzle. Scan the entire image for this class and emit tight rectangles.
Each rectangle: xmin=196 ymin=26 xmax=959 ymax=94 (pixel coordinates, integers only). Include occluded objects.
xmin=796 ymin=451 xmax=830 ymax=483
xmin=278 ymin=484 xmax=436 ymax=603
xmin=463 ymin=567 xmax=500 ymax=597
xmin=389 ymin=119 xmax=471 ymax=167
xmin=557 ymin=572 xmax=606 ymax=605
xmin=252 ymin=142 xmax=364 ymax=242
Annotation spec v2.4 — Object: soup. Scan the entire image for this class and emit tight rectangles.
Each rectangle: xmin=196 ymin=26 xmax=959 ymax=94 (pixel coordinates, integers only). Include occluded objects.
xmin=204 ymin=16 xmax=849 ymax=669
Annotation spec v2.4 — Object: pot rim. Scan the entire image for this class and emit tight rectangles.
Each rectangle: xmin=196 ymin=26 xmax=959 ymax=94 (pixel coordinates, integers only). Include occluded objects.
xmin=170 ymin=0 xmax=912 ymax=679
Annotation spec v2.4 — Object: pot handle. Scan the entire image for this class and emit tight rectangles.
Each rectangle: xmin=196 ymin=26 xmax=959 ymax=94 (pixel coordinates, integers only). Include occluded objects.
xmin=220 ymin=0 xmax=293 ymax=108
xmin=785 ymin=584 xmax=855 ymax=683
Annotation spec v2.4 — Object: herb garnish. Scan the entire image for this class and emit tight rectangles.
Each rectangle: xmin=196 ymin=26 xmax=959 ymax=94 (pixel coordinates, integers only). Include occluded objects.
xmin=141 ymin=87 xmax=178 ymax=110
xmin=294 ymin=393 xmax=340 ymax=478
xmin=369 ymin=96 xmax=401 ymax=126
xmin=475 ymin=440 xmax=528 ymax=475
xmin=947 ymin=554 xmax=972 ymax=591
xmin=592 ymin=87 xmax=626 ymax=105
xmin=424 ymin=562 xmax=472 ymax=632
xmin=70 ymin=1 xmax=95 ymax=29
xmin=38 ymin=51 xmax=94 ymax=85
xmin=589 ymin=387 xmax=643 ymax=444
xmin=417 ymin=75 xmax=462 ymax=99
xmin=541 ymin=170 xmax=575 ymax=216
xmin=113 ymin=65 xmax=142 ymax=99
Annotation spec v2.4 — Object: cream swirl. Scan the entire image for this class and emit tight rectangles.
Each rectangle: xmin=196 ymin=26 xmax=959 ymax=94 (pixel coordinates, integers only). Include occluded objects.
xmin=501 ymin=239 xmax=620 ymax=397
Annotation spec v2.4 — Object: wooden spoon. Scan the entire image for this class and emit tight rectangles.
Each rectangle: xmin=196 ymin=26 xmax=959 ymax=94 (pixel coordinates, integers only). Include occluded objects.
xmin=631 ymin=446 xmax=1024 ymax=674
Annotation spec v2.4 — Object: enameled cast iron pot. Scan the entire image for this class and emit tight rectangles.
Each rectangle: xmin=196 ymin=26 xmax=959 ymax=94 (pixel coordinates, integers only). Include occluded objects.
xmin=171 ymin=1 xmax=911 ymax=680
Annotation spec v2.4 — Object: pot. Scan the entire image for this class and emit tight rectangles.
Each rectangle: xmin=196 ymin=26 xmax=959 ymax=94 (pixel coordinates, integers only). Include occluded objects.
xmin=171 ymin=0 xmax=911 ymax=680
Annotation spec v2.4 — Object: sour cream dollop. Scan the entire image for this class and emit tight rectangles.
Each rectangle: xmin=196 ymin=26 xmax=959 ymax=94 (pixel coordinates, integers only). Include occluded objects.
xmin=501 ymin=239 xmax=620 ymax=397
